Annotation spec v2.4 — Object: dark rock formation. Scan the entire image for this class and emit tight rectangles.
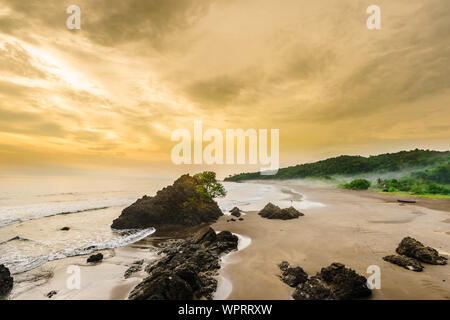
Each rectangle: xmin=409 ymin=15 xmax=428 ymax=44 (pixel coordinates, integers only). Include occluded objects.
xmin=46 ymin=290 xmax=58 ymax=298
xmin=60 ymin=227 xmax=70 ymax=231
xmin=383 ymin=255 xmax=423 ymax=272
xmin=280 ymin=262 xmax=371 ymax=300
xmin=229 ymin=207 xmax=241 ymax=217
xmin=87 ymin=253 xmax=103 ymax=263
xmin=111 ymin=175 xmax=223 ymax=230
xmin=395 ymin=237 xmax=447 ymax=265
xmin=0 ymin=264 xmax=13 ymax=298
xmin=129 ymin=227 xmax=238 ymax=300
xmin=278 ymin=262 xmax=308 ymax=287
xmin=259 ymin=203 xmax=304 ymax=220
xmin=124 ymin=260 xmax=144 ymax=279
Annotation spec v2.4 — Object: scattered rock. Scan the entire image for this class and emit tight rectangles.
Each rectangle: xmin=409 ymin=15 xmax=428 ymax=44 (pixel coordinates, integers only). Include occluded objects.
xmin=87 ymin=253 xmax=103 ymax=263
xmin=46 ymin=290 xmax=58 ymax=298
xmin=383 ymin=255 xmax=423 ymax=272
xmin=395 ymin=237 xmax=447 ymax=265
xmin=259 ymin=203 xmax=304 ymax=220
xmin=111 ymin=175 xmax=223 ymax=230
xmin=124 ymin=260 xmax=144 ymax=279
xmin=280 ymin=262 xmax=371 ymax=300
xmin=229 ymin=207 xmax=241 ymax=218
xmin=238 ymin=218 xmax=244 ymax=221
xmin=129 ymin=227 xmax=238 ymax=300
xmin=0 ymin=264 xmax=13 ymax=298
xmin=230 ymin=218 xmax=236 ymax=222
xmin=60 ymin=227 xmax=70 ymax=231
xmin=279 ymin=263 xmax=308 ymax=287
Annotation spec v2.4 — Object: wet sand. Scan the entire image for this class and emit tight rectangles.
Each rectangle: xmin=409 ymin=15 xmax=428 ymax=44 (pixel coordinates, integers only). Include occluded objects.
xmin=10 ymin=244 xmax=158 ymax=300
xmin=212 ymin=184 xmax=450 ymax=300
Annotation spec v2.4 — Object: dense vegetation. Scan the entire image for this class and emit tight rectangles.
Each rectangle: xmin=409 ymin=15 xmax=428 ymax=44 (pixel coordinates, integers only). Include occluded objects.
xmin=376 ymin=164 xmax=450 ymax=195
xmin=343 ymin=179 xmax=371 ymax=190
xmin=225 ymin=149 xmax=450 ymax=182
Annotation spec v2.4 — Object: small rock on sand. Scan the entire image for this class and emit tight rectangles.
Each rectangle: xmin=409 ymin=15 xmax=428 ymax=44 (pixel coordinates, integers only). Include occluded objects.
xmin=87 ymin=253 xmax=103 ymax=263
xmin=229 ymin=207 xmax=242 ymax=218
xmin=259 ymin=203 xmax=304 ymax=220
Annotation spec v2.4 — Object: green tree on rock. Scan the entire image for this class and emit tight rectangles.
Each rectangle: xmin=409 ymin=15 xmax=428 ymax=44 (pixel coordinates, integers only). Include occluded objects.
xmin=194 ymin=171 xmax=227 ymax=202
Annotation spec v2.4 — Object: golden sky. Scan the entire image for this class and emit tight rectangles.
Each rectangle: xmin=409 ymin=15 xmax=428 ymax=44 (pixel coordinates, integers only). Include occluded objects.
xmin=0 ymin=0 xmax=449 ymax=178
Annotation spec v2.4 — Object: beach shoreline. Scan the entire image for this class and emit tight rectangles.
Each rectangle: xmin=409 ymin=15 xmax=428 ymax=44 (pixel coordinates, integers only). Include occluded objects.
xmin=6 ymin=180 xmax=450 ymax=300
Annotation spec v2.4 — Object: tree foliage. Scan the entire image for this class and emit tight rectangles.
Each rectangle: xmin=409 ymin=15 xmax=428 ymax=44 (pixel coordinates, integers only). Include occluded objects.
xmin=193 ymin=171 xmax=227 ymax=202
xmin=343 ymin=179 xmax=371 ymax=190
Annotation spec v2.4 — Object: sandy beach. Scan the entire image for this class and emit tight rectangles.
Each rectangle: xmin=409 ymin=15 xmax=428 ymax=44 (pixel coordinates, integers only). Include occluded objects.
xmin=212 ymin=183 xmax=450 ymax=300
xmin=6 ymin=181 xmax=450 ymax=300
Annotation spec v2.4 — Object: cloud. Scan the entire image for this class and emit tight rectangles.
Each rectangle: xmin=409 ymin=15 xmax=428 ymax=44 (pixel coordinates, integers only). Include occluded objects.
xmin=0 ymin=0 xmax=449 ymax=175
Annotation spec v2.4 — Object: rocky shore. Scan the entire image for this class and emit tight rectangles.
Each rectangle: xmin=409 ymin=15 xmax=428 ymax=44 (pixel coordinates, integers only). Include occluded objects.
xmin=128 ymin=227 xmax=238 ymax=300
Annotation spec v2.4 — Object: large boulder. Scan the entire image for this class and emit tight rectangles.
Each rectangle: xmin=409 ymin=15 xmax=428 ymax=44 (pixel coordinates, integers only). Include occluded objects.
xmin=395 ymin=237 xmax=447 ymax=265
xmin=259 ymin=203 xmax=304 ymax=220
xmin=383 ymin=255 xmax=423 ymax=272
xmin=0 ymin=264 xmax=13 ymax=298
xmin=286 ymin=262 xmax=371 ymax=300
xmin=129 ymin=227 xmax=238 ymax=300
xmin=111 ymin=175 xmax=223 ymax=230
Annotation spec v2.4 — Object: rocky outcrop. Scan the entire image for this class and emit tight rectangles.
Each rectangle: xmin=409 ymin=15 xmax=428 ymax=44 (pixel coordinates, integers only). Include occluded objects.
xmin=259 ymin=203 xmax=304 ymax=220
xmin=111 ymin=175 xmax=223 ymax=230
xmin=278 ymin=261 xmax=308 ymax=287
xmin=0 ymin=264 xmax=13 ymax=299
xmin=87 ymin=253 xmax=103 ymax=263
xmin=383 ymin=255 xmax=423 ymax=272
xmin=124 ymin=260 xmax=144 ymax=279
xmin=229 ymin=207 xmax=241 ymax=218
xmin=129 ymin=227 xmax=238 ymax=300
xmin=395 ymin=237 xmax=447 ymax=265
xmin=279 ymin=262 xmax=371 ymax=300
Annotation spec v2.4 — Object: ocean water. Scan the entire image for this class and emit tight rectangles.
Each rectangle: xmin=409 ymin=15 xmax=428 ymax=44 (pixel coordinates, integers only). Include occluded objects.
xmin=0 ymin=176 xmax=319 ymax=275
xmin=0 ymin=175 xmax=170 ymax=274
